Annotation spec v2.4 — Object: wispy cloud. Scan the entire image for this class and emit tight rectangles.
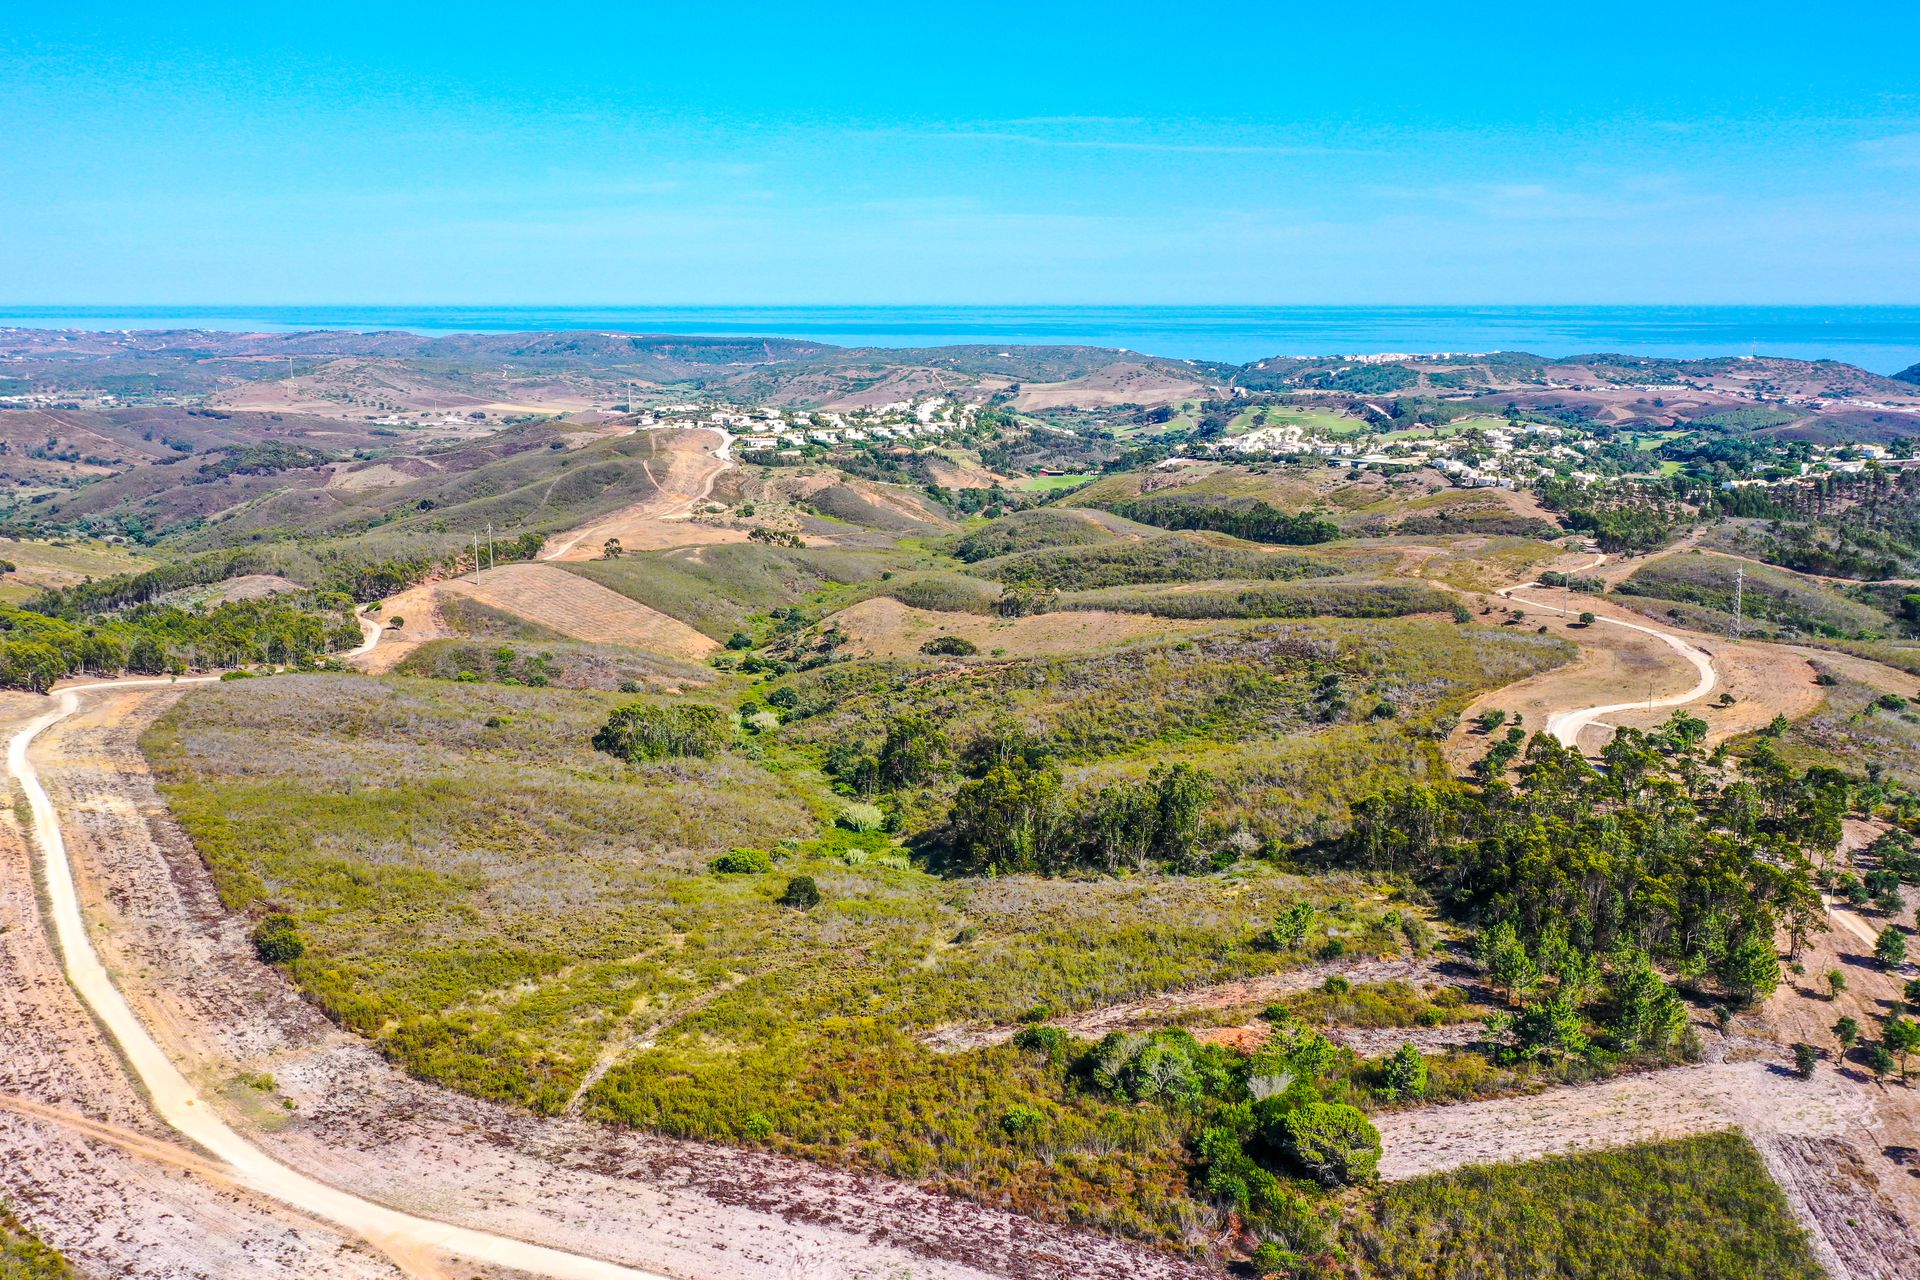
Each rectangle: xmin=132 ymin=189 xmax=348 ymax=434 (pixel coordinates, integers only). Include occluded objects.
xmin=1858 ymin=132 xmax=1920 ymax=167
xmin=1002 ymin=115 xmax=1146 ymax=127
xmin=859 ymin=124 xmax=1364 ymax=157
xmin=1387 ymin=174 xmax=1709 ymax=221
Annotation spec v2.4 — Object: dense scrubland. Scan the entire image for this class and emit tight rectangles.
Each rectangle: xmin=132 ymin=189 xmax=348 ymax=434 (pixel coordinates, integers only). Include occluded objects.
xmin=149 ymin=671 xmax=1441 ymax=1245
xmin=769 ymin=619 xmax=1570 ymax=854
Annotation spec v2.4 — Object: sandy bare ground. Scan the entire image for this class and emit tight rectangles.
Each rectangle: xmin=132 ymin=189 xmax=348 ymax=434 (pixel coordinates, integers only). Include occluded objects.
xmin=1445 ymin=575 xmax=1820 ymax=769
xmin=359 ymin=564 xmax=716 ymax=667
xmin=543 ymin=428 xmax=737 ymax=560
xmin=1374 ymin=1058 xmax=1871 ymax=1180
xmin=8 ymin=683 xmax=1218 ymax=1280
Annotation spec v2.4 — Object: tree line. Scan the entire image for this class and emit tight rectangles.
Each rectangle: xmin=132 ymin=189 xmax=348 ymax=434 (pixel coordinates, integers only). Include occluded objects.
xmin=1100 ymin=496 xmax=1340 ymax=547
xmin=0 ymin=595 xmax=363 ymax=692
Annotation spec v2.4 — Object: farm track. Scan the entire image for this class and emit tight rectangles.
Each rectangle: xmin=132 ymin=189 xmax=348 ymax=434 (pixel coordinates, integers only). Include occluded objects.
xmin=542 ymin=427 xmax=735 ymax=560
xmin=924 ymin=957 xmax=1455 ymax=1053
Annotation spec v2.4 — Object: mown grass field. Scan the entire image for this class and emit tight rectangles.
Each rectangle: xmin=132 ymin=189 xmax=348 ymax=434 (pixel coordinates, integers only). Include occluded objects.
xmin=1017 ymin=473 xmax=1097 ymax=491
xmin=1345 ymin=1131 xmax=1824 ymax=1280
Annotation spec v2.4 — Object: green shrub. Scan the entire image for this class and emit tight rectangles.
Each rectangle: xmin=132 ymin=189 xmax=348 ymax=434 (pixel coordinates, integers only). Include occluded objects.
xmin=712 ymin=847 xmax=773 ymax=874
xmin=1269 ymin=1101 xmax=1381 ymax=1187
xmin=919 ymin=635 xmax=980 ymax=656
xmin=778 ymin=875 xmax=821 ymax=910
xmin=999 ymin=1104 xmax=1044 ymax=1137
xmin=1012 ymin=1023 xmax=1069 ymax=1063
xmin=593 ymin=702 xmax=728 ymax=761
xmin=251 ymin=913 xmax=305 ymax=965
xmin=1378 ymin=1043 xmax=1429 ymax=1100
xmin=837 ymin=802 xmax=885 ymax=833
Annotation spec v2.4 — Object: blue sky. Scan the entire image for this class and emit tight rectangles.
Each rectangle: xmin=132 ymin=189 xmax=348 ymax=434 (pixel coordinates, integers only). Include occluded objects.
xmin=3 ymin=2 xmax=1917 ymax=305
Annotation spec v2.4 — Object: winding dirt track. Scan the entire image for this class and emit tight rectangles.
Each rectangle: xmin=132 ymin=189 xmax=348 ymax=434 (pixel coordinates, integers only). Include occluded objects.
xmin=11 ymin=672 xmax=668 ymax=1278
xmin=1500 ymin=581 xmax=1719 ymax=747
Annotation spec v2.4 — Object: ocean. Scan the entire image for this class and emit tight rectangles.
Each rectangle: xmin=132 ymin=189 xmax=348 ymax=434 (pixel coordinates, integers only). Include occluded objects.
xmin=3 ymin=305 xmax=1918 ymax=375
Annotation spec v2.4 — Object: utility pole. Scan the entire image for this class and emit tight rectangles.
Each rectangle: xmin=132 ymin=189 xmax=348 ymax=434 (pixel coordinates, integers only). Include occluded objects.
xmin=1731 ymin=565 xmax=1744 ymax=641
xmin=486 ymin=522 xmax=495 ymax=572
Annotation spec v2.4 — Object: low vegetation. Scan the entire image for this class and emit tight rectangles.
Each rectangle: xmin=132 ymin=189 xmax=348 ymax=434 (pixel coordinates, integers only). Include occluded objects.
xmin=1058 ymin=579 xmax=1456 ymax=621
xmin=774 ymin=619 xmax=1571 ymax=855
xmin=969 ymin=534 xmax=1348 ymax=590
xmin=149 ymin=671 xmax=1437 ymax=1248
xmin=394 ymin=638 xmax=709 ymax=693
xmin=1618 ymin=552 xmax=1892 ymax=638
xmin=1343 ymin=1132 xmax=1824 ymax=1280
xmin=945 ymin=509 xmax=1114 ymax=561
xmin=0 ymin=1207 xmax=76 ymax=1280
xmin=1097 ymin=495 xmax=1339 ymax=545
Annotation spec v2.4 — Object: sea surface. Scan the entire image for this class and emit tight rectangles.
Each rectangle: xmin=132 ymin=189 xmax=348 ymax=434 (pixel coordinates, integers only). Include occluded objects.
xmin=3 ymin=305 xmax=1919 ymax=374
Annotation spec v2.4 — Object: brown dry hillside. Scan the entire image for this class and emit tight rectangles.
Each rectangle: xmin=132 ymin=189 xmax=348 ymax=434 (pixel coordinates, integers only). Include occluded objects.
xmin=374 ymin=564 xmax=716 ymax=664
xmin=455 ymin=564 xmax=717 ymax=656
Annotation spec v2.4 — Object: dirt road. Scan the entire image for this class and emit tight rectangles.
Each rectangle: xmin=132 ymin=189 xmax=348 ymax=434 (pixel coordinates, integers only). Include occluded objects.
xmin=1501 ymin=582 xmax=1719 ymax=747
xmin=541 ymin=427 xmax=734 ymax=560
xmin=12 ymin=679 xmax=673 ymax=1280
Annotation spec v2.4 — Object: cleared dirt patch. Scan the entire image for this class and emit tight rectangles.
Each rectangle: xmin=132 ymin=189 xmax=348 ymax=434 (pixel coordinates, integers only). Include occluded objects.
xmin=1012 ymin=364 xmax=1209 ymax=410
xmin=453 ymin=565 xmax=716 ymax=657
xmin=1373 ymin=1059 xmax=1869 ymax=1181
xmin=544 ymin=428 xmax=738 ymax=559
xmin=1440 ymin=593 xmax=1820 ymax=766
xmin=829 ymin=596 xmax=1224 ymax=659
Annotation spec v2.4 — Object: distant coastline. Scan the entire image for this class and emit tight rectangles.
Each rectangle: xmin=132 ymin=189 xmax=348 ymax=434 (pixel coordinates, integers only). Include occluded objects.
xmin=2 ymin=304 xmax=1918 ymax=373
